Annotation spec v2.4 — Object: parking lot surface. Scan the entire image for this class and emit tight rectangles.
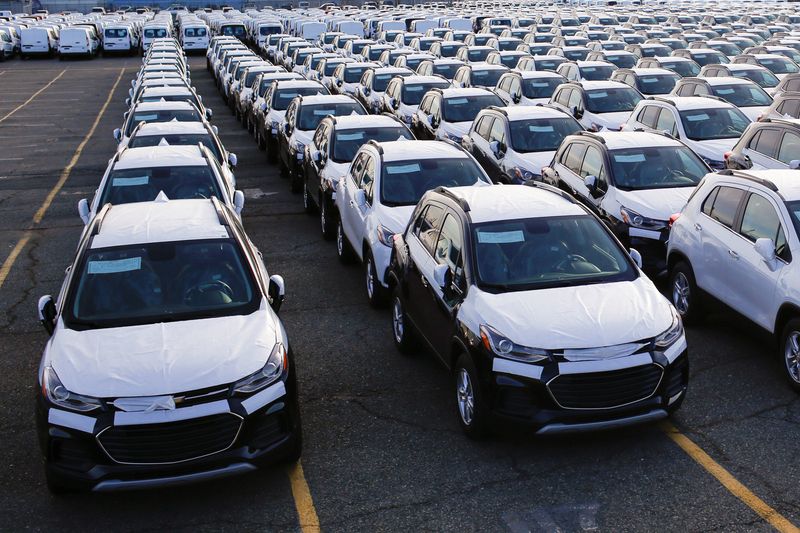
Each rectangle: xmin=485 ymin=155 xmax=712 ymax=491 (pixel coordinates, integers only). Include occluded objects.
xmin=1 ymin=56 xmax=798 ymax=532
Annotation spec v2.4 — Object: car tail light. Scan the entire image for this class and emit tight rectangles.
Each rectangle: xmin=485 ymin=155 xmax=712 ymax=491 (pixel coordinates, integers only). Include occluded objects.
xmin=669 ymin=213 xmax=681 ymax=227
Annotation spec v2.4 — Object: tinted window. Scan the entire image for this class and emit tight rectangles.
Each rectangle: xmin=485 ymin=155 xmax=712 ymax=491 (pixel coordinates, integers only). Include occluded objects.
xmin=469 ymin=68 xmax=506 ymax=87
xmin=636 ymin=74 xmax=679 ymax=95
xmin=777 ymin=99 xmax=800 ymax=119
xmin=127 ymin=110 xmax=201 ymax=136
xmin=679 ymin=108 xmax=750 ymax=141
xmin=732 ymin=68 xmax=779 ymax=88
xmin=272 ymin=86 xmax=325 ymax=111
xmin=416 ymin=204 xmax=444 ymax=255
xmin=331 ymin=126 xmax=413 ymax=163
xmin=563 ymin=143 xmax=587 ymax=173
xmin=713 ymin=83 xmax=772 ymax=107
xmin=706 ymin=186 xmax=745 ymax=228
xmin=509 ymin=117 xmax=582 ymax=153
xmin=521 ymin=76 xmax=564 ymax=98
xmin=750 ymin=128 xmax=782 ymax=158
xmin=129 ymin=134 xmax=221 ymax=162
xmin=609 ymin=146 xmax=708 ymax=190
xmin=297 ymin=102 xmax=365 ymax=130
xmin=580 ymin=145 xmax=605 ymax=179
xmin=639 ymin=105 xmax=660 ymax=127
xmin=401 ymin=82 xmax=449 ymax=105
xmin=665 ymin=60 xmax=700 ymax=77
xmin=740 ymin=194 xmax=787 ymax=259
xmin=100 ymin=166 xmax=221 ymax=206
xmin=435 ymin=214 xmax=464 ymax=283
xmin=778 ymin=132 xmax=800 ymax=165
xmin=442 ymin=94 xmax=504 ymax=122
xmin=585 ymin=87 xmax=642 ymax=113
xmin=381 ymin=158 xmax=487 ymax=207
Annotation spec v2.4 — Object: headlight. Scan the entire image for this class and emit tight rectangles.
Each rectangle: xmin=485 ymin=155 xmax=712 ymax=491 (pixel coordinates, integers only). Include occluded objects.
xmin=702 ymin=157 xmax=725 ymax=170
xmin=619 ymin=206 xmax=667 ymax=230
xmin=480 ymin=324 xmax=549 ymax=363
xmin=232 ymin=343 xmax=287 ymax=395
xmin=589 ymin=122 xmax=604 ymax=132
xmin=295 ymin=141 xmax=305 ymax=153
xmin=443 ymin=131 xmax=462 ymax=142
xmin=42 ymin=366 xmax=102 ymax=412
xmin=376 ymin=224 xmax=395 ymax=247
xmin=512 ymin=166 xmax=536 ymax=183
xmin=655 ymin=309 xmax=683 ymax=350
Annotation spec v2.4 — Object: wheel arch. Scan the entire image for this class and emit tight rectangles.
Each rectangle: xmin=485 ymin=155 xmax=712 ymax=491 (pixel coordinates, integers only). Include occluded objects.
xmin=775 ymin=303 xmax=800 ymax=338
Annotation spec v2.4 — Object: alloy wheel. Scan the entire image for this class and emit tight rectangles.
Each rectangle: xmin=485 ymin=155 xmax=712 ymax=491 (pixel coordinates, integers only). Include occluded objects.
xmin=456 ymin=368 xmax=474 ymax=426
xmin=785 ymin=331 xmax=800 ymax=384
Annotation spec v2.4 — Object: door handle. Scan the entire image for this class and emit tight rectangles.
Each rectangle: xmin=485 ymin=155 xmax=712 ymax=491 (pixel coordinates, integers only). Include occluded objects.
xmin=694 ymin=223 xmax=702 ymax=231
xmin=349 ymin=200 xmax=354 ymax=207
xmin=420 ymin=275 xmax=428 ymax=288
xmin=728 ymin=249 xmax=739 ymax=260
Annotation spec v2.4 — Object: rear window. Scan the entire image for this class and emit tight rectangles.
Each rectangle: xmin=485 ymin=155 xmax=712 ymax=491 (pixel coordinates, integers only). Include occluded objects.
xmin=105 ymin=28 xmax=128 ymax=38
xmin=184 ymin=27 xmax=207 ymax=38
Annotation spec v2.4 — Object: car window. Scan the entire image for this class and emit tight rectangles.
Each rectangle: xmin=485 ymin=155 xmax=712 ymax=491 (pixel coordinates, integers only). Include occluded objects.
xmin=567 ymin=89 xmax=583 ymax=109
xmin=434 ymin=213 xmax=464 ymax=284
xmin=705 ymin=186 xmax=745 ymax=228
xmin=740 ymin=193 xmax=788 ymax=259
xmin=362 ymin=156 xmax=375 ymax=201
xmin=350 ymin=152 xmax=367 ymax=185
xmin=563 ymin=142 xmax=587 ymax=174
xmin=777 ymin=99 xmax=800 ymax=119
xmin=580 ymin=145 xmax=606 ymax=182
xmin=415 ymin=203 xmax=445 ymax=255
xmin=749 ymin=128 xmax=782 ymax=159
xmin=638 ymin=105 xmax=660 ymax=128
xmin=777 ymin=131 xmax=800 ymax=165
xmin=488 ymin=117 xmax=506 ymax=143
xmin=654 ymin=108 xmax=678 ymax=137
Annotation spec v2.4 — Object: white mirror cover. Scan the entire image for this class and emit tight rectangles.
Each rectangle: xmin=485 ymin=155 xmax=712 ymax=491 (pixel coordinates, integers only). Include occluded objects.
xmin=629 ymin=248 xmax=643 ymax=269
xmin=754 ymin=237 xmax=776 ymax=262
xmin=433 ymin=264 xmax=449 ymax=288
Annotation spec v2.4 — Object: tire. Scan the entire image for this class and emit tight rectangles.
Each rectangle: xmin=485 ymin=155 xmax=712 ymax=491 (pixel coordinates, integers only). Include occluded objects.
xmin=320 ymin=197 xmax=335 ymax=240
xmin=365 ymin=251 xmax=388 ymax=307
xmin=282 ymin=408 xmax=303 ymax=464
xmin=454 ymin=353 xmax=490 ymax=439
xmin=779 ymin=318 xmax=800 ymax=394
xmin=302 ymin=179 xmax=315 ymax=213
xmin=669 ymin=261 xmax=703 ymax=326
xmin=256 ymin=129 xmax=266 ymax=151
xmin=290 ymin=165 xmax=302 ymax=193
xmin=391 ymin=287 xmax=417 ymax=354
xmin=336 ymin=218 xmax=356 ymax=264
xmin=266 ymin=137 xmax=277 ymax=163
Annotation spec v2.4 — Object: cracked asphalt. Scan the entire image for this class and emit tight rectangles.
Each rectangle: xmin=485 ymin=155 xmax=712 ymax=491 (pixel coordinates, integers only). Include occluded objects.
xmin=0 ymin=56 xmax=798 ymax=532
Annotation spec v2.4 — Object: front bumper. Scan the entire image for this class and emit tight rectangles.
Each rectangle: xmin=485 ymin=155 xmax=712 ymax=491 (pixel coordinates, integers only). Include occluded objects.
xmin=37 ymin=368 xmax=300 ymax=492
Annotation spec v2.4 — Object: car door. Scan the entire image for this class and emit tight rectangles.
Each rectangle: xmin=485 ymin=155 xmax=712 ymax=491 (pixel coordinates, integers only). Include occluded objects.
xmin=348 ymin=154 xmax=376 ymax=260
xmin=743 ymin=127 xmax=782 ymax=169
xmin=413 ymin=94 xmax=434 ymax=139
xmin=486 ymin=116 xmax=508 ymax=181
xmin=339 ymin=152 xmax=366 ymax=245
xmin=467 ymin=114 xmax=494 ymax=171
xmin=553 ymin=141 xmax=587 ymax=193
xmin=776 ymin=130 xmax=800 ymax=167
xmin=575 ymin=144 xmax=610 ymax=213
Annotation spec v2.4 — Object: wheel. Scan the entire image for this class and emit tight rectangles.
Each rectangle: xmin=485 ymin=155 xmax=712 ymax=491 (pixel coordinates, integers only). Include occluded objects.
xmin=779 ymin=318 xmax=800 ymax=394
xmin=669 ymin=261 xmax=703 ymax=326
xmin=303 ymin=179 xmax=315 ymax=213
xmin=391 ymin=287 xmax=417 ymax=354
xmin=320 ymin=197 xmax=335 ymax=240
xmin=281 ymin=407 xmax=303 ymax=464
xmin=365 ymin=251 xmax=387 ymax=307
xmin=336 ymin=218 xmax=356 ymax=264
xmin=454 ymin=353 xmax=489 ymax=439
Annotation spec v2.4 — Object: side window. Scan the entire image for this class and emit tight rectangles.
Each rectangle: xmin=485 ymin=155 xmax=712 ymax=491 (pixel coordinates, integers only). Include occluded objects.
xmin=750 ymin=128 xmax=781 ymax=158
xmin=362 ymin=156 xmax=376 ymax=201
xmin=639 ymin=105 xmax=659 ymax=127
xmin=509 ymin=77 xmax=521 ymax=96
xmin=739 ymin=193 xmax=789 ymax=260
xmin=477 ymin=115 xmax=493 ymax=139
xmin=655 ymin=108 xmax=678 ymax=137
xmin=419 ymin=94 xmax=432 ymax=113
xmin=498 ymin=75 xmax=512 ymax=91
xmin=580 ymin=145 xmax=607 ymax=182
xmin=350 ymin=152 xmax=367 ymax=185
xmin=777 ymin=131 xmax=800 ymax=165
xmin=434 ymin=213 xmax=465 ymax=285
xmin=693 ymin=83 xmax=710 ymax=95
xmin=567 ymin=89 xmax=583 ymax=109
xmin=429 ymin=96 xmax=441 ymax=120
xmin=555 ymin=88 xmax=570 ymax=106
xmin=705 ymin=186 xmax=746 ymax=228
xmin=563 ymin=142 xmax=587 ymax=174
xmin=415 ymin=203 xmax=445 ymax=255
xmin=489 ymin=117 xmax=507 ymax=143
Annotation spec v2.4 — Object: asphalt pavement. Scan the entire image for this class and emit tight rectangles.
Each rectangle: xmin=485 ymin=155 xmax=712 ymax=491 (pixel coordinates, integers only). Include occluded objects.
xmin=0 ymin=55 xmax=797 ymax=532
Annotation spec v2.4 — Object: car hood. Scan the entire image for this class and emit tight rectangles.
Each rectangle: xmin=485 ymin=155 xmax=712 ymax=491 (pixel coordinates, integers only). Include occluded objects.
xmin=615 ymin=187 xmax=694 ymax=220
xmin=440 ymin=121 xmax=471 ymax=139
xmin=690 ymin=138 xmax=737 ymax=162
xmin=738 ymin=105 xmax=768 ymax=121
xmin=49 ymin=301 xmax=277 ymax=398
xmin=590 ymin=111 xmax=632 ymax=130
xmin=512 ymin=150 xmax=557 ymax=175
xmin=375 ymin=203 xmax=416 ymax=233
xmin=465 ymin=277 xmax=673 ymax=350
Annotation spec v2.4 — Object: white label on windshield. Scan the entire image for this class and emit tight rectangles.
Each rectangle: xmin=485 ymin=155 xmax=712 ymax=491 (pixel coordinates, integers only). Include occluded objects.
xmin=529 ymin=125 xmax=555 ymax=133
xmin=113 ymin=176 xmax=150 ymax=187
xmin=337 ymin=132 xmax=365 ymax=141
xmin=716 ymin=88 xmax=735 ymax=95
xmin=685 ymin=113 xmax=709 ymax=121
xmin=530 ymin=82 xmax=550 ymax=88
xmin=613 ymin=154 xmax=646 ymax=163
xmin=386 ymin=163 xmax=421 ymax=174
xmin=587 ymin=91 xmax=608 ymax=98
xmin=477 ymin=230 xmax=524 ymax=244
xmin=88 ymin=257 xmax=142 ymax=274
xmin=313 ymin=109 xmax=335 ymax=115
xmin=582 ymin=67 xmax=597 ymax=73
xmin=448 ymin=98 xmax=469 ymax=105
xmin=134 ymin=114 xmax=159 ymax=121
xmin=641 ymin=77 xmax=658 ymax=84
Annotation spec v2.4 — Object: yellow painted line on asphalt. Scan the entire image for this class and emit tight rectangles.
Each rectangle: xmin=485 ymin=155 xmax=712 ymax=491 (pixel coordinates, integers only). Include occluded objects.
xmin=0 ymin=70 xmax=6 ymax=77
xmin=0 ymin=69 xmax=66 ymax=125
xmin=0 ymin=67 xmax=125 ymax=292
xmin=287 ymin=461 xmax=321 ymax=533
xmin=660 ymin=421 xmax=800 ymax=533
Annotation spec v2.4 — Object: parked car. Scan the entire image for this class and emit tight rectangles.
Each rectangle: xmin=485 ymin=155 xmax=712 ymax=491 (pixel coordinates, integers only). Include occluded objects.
xmin=724 ymin=118 xmax=800 ymax=170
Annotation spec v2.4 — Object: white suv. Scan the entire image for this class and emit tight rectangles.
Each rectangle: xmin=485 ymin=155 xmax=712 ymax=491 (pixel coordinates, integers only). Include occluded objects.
xmin=667 ymin=169 xmax=800 ymax=392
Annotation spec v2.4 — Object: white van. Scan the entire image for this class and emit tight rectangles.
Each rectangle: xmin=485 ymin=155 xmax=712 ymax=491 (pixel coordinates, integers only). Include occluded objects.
xmin=256 ymin=21 xmax=283 ymax=49
xmin=300 ymin=22 xmax=325 ymax=42
xmin=58 ymin=27 xmax=98 ymax=58
xmin=334 ymin=21 xmax=364 ymax=38
xmin=0 ymin=29 xmax=14 ymax=60
xmin=20 ymin=27 xmax=57 ymax=57
xmin=103 ymin=24 xmax=135 ymax=54
xmin=141 ymin=24 xmax=170 ymax=52
xmin=181 ymin=24 xmax=209 ymax=52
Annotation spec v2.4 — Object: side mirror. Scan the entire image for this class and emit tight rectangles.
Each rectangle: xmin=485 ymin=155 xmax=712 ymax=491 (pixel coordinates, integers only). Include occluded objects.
xmin=131 ymin=79 xmax=136 ymax=87
xmin=78 ymin=198 xmax=90 ymax=224
xmin=391 ymin=97 xmax=399 ymax=110
xmin=572 ymin=105 xmax=584 ymax=119
xmin=283 ymin=122 xmax=290 ymax=134
xmin=512 ymin=92 xmax=521 ymax=104
xmin=584 ymin=174 xmax=597 ymax=191
xmin=37 ymin=295 xmax=56 ymax=336
xmin=312 ymin=149 xmax=323 ymax=163
xmin=113 ymin=128 xmax=122 ymax=142
xmin=125 ymin=97 xmax=131 ymax=106
xmin=206 ymin=108 xmax=213 ymax=119
xmin=490 ymin=140 xmax=505 ymax=158
xmin=336 ymin=78 xmax=343 ymax=86
xmin=755 ymin=237 xmax=777 ymax=263
xmin=355 ymin=188 xmax=367 ymax=207
xmin=228 ymin=152 xmax=238 ymax=168
xmin=433 ymin=263 xmax=451 ymax=289
xmin=260 ymin=102 xmax=268 ymax=111
xmin=128 ymin=88 xmax=133 ymax=98
xmin=629 ymin=248 xmax=642 ymax=269
xmin=790 ymin=160 xmax=800 ymax=170
xmin=268 ymin=274 xmax=285 ymax=313
xmin=212 ymin=125 xmax=219 ymax=135
xmin=233 ymin=189 xmax=245 ymax=215
xmin=364 ymin=86 xmax=371 ymax=96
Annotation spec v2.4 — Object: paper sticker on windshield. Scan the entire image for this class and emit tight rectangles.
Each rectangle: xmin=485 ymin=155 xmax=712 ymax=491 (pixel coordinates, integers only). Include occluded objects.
xmin=685 ymin=113 xmax=709 ymax=121
xmin=530 ymin=82 xmax=550 ymax=88
xmin=134 ymin=114 xmax=159 ymax=121
xmin=113 ymin=176 xmax=150 ymax=187
xmin=613 ymin=154 xmax=646 ymax=163
xmin=313 ymin=109 xmax=335 ymax=115
xmin=448 ymin=98 xmax=469 ymax=105
xmin=386 ymin=163 xmax=421 ymax=174
xmin=88 ymin=257 xmax=142 ymax=274
xmin=529 ymin=125 xmax=555 ymax=133
xmin=477 ymin=230 xmax=524 ymax=244
xmin=716 ymin=88 xmax=735 ymax=95
xmin=587 ymin=91 xmax=608 ymax=98
xmin=640 ymin=77 xmax=658 ymax=84
xmin=337 ymin=132 xmax=366 ymax=141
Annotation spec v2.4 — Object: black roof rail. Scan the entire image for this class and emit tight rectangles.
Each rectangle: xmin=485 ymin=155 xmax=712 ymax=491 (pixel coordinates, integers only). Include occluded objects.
xmin=718 ymin=169 xmax=779 ymax=192
xmin=524 ymin=180 xmax=578 ymax=203
xmin=576 ymin=130 xmax=606 ymax=143
xmin=91 ymin=203 xmax=113 ymax=237
xmin=486 ymin=105 xmax=508 ymax=116
xmin=367 ymin=139 xmax=384 ymax=154
xmin=434 ymin=186 xmax=470 ymax=212
xmin=647 ymin=95 xmax=676 ymax=106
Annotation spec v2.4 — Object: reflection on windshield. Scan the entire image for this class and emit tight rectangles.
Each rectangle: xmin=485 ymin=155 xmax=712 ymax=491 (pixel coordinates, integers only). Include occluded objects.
xmin=381 ymin=158 xmax=485 ymax=206
xmin=332 ymin=127 xmax=412 ymax=163
xmin=636 ymin=74 xmax=678 ymax=95
xmin=297 ymin=102 xmax=365 ymax=130
xmin=608 ymin=147 xmax=707 ymax=190
xmin=585 ymin=87 xmax=642 ymax=113
xmin=442 ymin=94 xmax=504 ymax=122
xmin=100 ymin=166 xmax=221 ymax=206
xmin=401 ymin=82 xmax=449 ymax=105
xmin=509 ymin=117 xmax=582 ymax=153
xmin=713 ymin=84 xmax=772 ymax=107
xmin=273 ymin=86 xmax=326 ymax=110
xmin=679 ymin=108 xmax=749 ymax=140
xmin=522 ymin=77 xmax=564 ymax=98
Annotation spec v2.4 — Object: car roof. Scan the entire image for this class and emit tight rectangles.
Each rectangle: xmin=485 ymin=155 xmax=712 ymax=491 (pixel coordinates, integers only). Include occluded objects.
xmin=134 ymin=121 xmax=209 ymax=136
xmin=656 ymin=95 xmax=735 ymax=110
xmin=140 ymin=86 xmax=193 ymax=95
xmin=502 ymin=105 xmax=572 ymax=121
xmin=91 ymin=199 xmax=229 ymax=249
xmin=274 ymin=79 xmax=325 ymax=89
xmin=518 ymin=70 xmax=565 ymax=79
xmin=332 ymin=114 xmax=401 ymax=129
xmin=577 ymin=80 xmax=631 ymax=90
xmin=298 ymin=94 xmax=357 ymax=105
xmin=595 ymin=130 xmax=685 ymax=149
xmin=440 ymin=87 xmax=495 ymax=98
xmin=115 ymin=145 xmax=207 ymax=170
xmin=709 ymin=170 xmax=800 ymax=201
xmin=698 ymin=76 xmax=755 ymax=86
xmin=627 ymin=67 xmax=677 ymax=76
xmin=445 ymin=184 xmax=585 ymax=223
xmin=132 ymin=100 xmax=195 ymax=111
xmin=376 ymin=140 xmax=468 ymax=162
xmin=401 ymin=75 xmax=450 ymax=84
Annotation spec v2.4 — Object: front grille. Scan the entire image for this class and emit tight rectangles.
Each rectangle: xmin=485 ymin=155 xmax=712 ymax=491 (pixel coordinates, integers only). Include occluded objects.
xmin=496 ymin=387 xmax=537 ymax=416
xmin=51 ymin=439 xmax=95 ymax=472
xmin=548 ymin=364 xmax=663 ymax=409
xmin=98 ymin=413 xmax=242 ymax=465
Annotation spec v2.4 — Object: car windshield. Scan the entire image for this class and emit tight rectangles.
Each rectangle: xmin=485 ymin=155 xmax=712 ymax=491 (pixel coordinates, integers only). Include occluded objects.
xmin=381 ymin=158 xmax=486 ymax=207
xmin=67 ymin=240 xmax=258 ymax=329
xmin=144 ymin=28 xmax=167 ymax=38
xmin=472 ymin=215 xmax=636 ymax=291
xmin=785 ymin=201 xmax=800 ymax=236
xmin=141 ymin=94 xmax=199 ymax=108
xmin=585 ymin=87 xmax=642 ymax=113
xmin=679 ymin=107 xmax=750 ymax=140
xmin=221 ymin=25 xmax=245 ymax=37
xmin=331 ymin=126 xmax=413 ymax=163
xmin=758 ymin=57 xmax=800 ymax=75
xmin=442 ymin=94 xmax=503 ymax=122
xmin=604 ymin=54 xmax=637 ymax=68
xmin=401 ymin=82 xmax=449 ymax=105
xmin=710 ymin=43 xmax=741 ymax=56
xmin=469 ymin=68 xmax=505 ymax=87
xmin=636 ymin=74 xmax=679 ymax=95
xmin=522 ymin=76 xmax=564 ymax=98
xmin=441 ymin=44 xmax=462 ymax=57
xmin=260 ymin=26 xmax=279 ymax=36
xmin=344 ymin=66 xmax=371 ymax=83
xmin=691 ymin=52 xmax=728 ymax=66
xmin=712 ymin=83 xmax=772 ymax=107
xmin=509 ymin=117 xmax=582 ymax=152
xmin=127 ymin=110 xmax=201 ymax=136
xmin=324 ymin=62 xmax=344 ymax=76
xmin=608 ymin=146 xmax=708 ymax=190
xmin=373 ymin=72 xmax=405 ymax=91
xmin=100 ymin=166 xmax=222 ymax=206
xmin=468 ymin=48 xmax=491 ymax=62
xmin=273 ymin=86 xmax=324 ymax=110
xmin=580 ymin=65 xmax=616 ymax=80
xmin=129 ymin=134 xmax=221 ymax=161
xmin=535 ymin=58 xmax=566 ymax=71
xmin=732 ymin=68 xmax=779 ymax=88
xmin=184 ymin=27 xmax=206 ymax=37
xmin=297 ymin=102 xmax=365 ymax=130
xmin=665 ymin=60 xmax=700 ymax=77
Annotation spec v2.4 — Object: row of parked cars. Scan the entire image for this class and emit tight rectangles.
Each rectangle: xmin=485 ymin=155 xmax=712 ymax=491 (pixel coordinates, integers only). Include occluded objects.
xmin=35 ymin=38 xmax=302 ymax=493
